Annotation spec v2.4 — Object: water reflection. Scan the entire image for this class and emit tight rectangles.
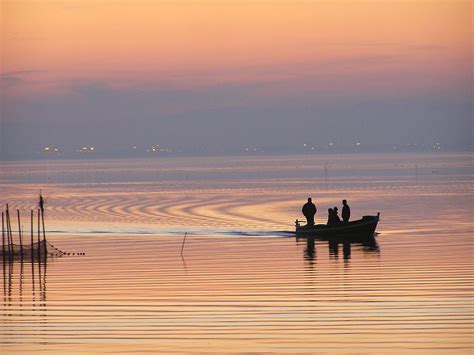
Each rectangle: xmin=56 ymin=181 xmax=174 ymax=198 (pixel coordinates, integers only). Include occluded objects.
xmin=304 ymin=237 xmax=316 ymax=261
xmin=299 ymin=234 xmax=380 ymax=263
xmin=2 ymin=258 xmax=47 ymax=318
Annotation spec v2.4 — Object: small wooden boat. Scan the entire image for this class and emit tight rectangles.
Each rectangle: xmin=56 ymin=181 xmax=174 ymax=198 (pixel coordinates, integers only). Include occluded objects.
xmin=295 ymin=213 xmax=380 ymax=239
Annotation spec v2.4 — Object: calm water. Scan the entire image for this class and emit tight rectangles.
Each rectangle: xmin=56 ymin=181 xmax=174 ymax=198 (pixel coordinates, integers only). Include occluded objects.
xmin=1 ymin=153 xmax=473 ymax=353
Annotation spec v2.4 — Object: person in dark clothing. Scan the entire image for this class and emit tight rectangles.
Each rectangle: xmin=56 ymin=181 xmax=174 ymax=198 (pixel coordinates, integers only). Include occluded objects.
xmin=302 ymin=197 xmax=317 ymax=225
xmin=333 ymin=207 xmax=341 ymax=224
xmin=342 ymin=199 xmax=351 ymax=223
xmin=327 ymin=208 xmax=334 ymax=225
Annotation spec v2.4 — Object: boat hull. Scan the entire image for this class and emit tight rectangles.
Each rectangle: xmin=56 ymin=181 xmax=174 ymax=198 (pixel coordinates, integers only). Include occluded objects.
xmin=295 ymin=214 xmax=379 ymax=240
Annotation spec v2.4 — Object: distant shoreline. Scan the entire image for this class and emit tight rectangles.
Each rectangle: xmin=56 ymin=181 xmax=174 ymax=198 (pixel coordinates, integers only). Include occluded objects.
xmin=1 ymin=150 xmax=472 ymax=163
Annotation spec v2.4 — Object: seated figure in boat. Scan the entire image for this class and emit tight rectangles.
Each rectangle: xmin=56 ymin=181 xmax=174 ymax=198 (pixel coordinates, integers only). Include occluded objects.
xmin=302 ymin=197 xmax=317 ymax=225
xmin=327 ymin=207 xmax=341 ymax=226
xmin=342 ymin=199 xmax=351 ymax=223
xmin=333 ymin=207 xmax=341 ymax=224
xmin=327 ymin=208 xmax=334 ymax=225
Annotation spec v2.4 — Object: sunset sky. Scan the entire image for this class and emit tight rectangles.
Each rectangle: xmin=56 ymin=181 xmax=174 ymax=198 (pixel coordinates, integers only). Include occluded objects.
xmin=1 ymin=0 xmax=472 ymax=157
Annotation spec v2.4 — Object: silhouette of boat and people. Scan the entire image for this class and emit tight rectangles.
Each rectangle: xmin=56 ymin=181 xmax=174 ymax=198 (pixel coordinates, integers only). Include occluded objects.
xmin=298 ymin=197 xmax=379 ymax=261
xmin=296 ymin=197 xmax=380 ymax=239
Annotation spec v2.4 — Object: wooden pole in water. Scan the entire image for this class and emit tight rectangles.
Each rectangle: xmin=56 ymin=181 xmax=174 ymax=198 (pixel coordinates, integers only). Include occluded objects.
xmin=4 ymin=210 xmax=8 ymax=257
xmin=30 ymin=210 xmax=34 ymax=262
xmin=2 ymin=212 xmax=5 ymax=259
xmin=5 ymin=210 xmax=11 ymax=258
xmin=6 ymin=205 xmax=13 ymax=257
xmin=41 ymin=209 xmax=47 ymax=259
xmin=180 ymin=232 xmax=187 ymax=256
xmin=17 ymin=209 xmax=23 ymax=258
xmin=37 ymin=209 xmax=41 ymax=261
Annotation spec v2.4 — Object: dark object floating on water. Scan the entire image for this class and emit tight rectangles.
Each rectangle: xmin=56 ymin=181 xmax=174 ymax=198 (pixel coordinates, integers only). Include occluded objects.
xmin=295 ymin=213 xmax=380 ymax=240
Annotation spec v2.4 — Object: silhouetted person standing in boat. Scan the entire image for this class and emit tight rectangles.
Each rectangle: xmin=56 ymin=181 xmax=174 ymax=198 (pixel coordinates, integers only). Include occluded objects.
xmin=302 ymin=197 xmax=317 ymax=225
xmin=342 ymin=199 xmax=350 ymax=223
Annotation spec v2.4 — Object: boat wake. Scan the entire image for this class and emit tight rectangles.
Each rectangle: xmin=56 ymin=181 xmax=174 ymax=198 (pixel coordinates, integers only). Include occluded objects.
xmin=47 ymin=228 xmax=296 ymax=238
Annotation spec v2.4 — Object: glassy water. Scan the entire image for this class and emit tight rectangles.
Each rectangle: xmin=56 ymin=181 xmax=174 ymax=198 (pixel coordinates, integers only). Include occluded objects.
xmin=1 ymin=153 xmax=472 ymax=353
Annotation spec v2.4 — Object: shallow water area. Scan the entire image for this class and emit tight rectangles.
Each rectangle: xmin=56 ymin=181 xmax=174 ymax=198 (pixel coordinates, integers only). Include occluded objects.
xmin=1 ymin=153 xmax=473 ymax=353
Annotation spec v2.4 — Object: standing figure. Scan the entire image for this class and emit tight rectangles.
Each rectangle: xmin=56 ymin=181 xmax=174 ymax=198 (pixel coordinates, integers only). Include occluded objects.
xmin=302 ymin=197 xmax=317 ymax=225
xmin=342 ymin=199 xmax=351 ymax=223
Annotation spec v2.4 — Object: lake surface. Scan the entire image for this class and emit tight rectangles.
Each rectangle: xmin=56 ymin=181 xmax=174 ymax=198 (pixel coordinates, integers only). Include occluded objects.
xmin=1 ymin=153 xmax=473 ymax=353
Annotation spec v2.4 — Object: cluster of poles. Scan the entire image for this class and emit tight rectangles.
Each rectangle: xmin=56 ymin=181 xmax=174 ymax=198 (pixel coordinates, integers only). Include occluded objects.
xmin=1 ymin=204 xmax=47 ymax=262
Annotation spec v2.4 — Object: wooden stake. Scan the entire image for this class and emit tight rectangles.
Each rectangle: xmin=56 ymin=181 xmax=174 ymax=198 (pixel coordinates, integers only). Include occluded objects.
xmin=17 ymin=209 xmax=23 ymax=258
xmin=41 ymin=209 xmax=47 ymax=259
xmin=30 ymin=210 xmax=34 ymax=262
xmin=180 ymin=232 xmax=188 ymax=256
xmin=37 ymin=209 xmax=41 ymax=261
xmin=6 ymin=205 xmax=13 ymax=257
xmin=2 ymin=212 xmax=5 ymax=258
xmin=5 ymin=210 xmax=11 ymax=258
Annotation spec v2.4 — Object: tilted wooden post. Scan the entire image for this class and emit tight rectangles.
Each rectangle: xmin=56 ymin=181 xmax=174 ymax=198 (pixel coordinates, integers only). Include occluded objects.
xmin=180 ymin=232 xmax=188 ymax=256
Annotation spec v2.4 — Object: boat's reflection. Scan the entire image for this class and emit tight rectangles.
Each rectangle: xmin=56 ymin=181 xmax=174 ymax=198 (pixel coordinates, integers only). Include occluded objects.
xmin=298 ymin=234 xmax=380 ymax=262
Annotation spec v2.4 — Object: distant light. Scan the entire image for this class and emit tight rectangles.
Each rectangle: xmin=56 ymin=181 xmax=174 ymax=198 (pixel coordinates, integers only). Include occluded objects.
xmin=54 ymin=148 xmax=58 ymax=152
xmin=43 ymin=147 xmax=50 ymax=152
xmin=329 ymin=142 xmax=334 ymax=146
xmin=311 ymin=147 xmax=315 ymax=150
xmin=132 ymin=146 xmax=137 ymax=149
xmin=303 ymin=143 xmax=307 ymax=147
xmin=90 ymin=147 xmax=95 ymax=151
xmin=356 ymin=142 xmax=361 ymax=146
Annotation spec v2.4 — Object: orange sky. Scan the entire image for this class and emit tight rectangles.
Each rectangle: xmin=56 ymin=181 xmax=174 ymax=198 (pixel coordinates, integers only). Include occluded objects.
xmin=2 ymin=0 xmax=471 ymax=91
xmin=1 ymin=1 xmax=472 ymax=156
